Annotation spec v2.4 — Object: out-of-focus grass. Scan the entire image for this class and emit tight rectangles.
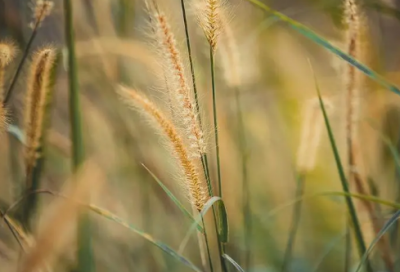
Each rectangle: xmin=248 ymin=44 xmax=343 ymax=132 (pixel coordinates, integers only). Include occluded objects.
xmin=1 ymin=0 xmax=400 ymax=271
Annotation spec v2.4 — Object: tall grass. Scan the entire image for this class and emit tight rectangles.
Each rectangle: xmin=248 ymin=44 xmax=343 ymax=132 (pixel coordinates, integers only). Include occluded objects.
xmin=2 ymin=0 xmax=400 ymax=271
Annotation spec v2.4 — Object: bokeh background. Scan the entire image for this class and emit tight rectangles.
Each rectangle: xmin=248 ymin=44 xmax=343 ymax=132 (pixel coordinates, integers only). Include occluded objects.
xmin=2 ymin=0 xmax=400 ymax=271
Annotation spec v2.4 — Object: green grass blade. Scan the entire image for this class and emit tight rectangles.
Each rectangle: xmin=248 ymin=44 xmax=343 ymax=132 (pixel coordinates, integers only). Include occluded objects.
xmin=355 ymin=210 xmax=400 ymax=272
xmin=312 ymin=232 xmax=346 ymax=272
xmin=311 ymin=65 xmax=372 ymax=270
xmin=178 ymin=196 xmax=228 ymax=253
xmin=282 ymin=174 xmax=305 ymax=272
xmin=142 ymin=164 xmax=203 ymax=233
xmin=244 ymin=0 xmax=400 ymax=96
xmin=63 ymin=0 xmax=92 ymax=271
xmin=209 ymin=49 xmax=222 ymax=197
xmin=222 ymin=254 xmax=245 ymax=272
xmin=88 ymin=205 xmax=203 ymax=272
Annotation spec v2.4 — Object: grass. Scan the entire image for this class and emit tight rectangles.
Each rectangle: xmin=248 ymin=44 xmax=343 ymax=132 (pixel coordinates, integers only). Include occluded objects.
xmin=1 ymin=0 xmax=400 ymax=271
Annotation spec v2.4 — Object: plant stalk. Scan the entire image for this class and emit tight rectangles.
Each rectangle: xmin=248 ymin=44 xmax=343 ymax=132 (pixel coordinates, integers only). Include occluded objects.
xmin=63 ymin=1 xmax=94 ymax=271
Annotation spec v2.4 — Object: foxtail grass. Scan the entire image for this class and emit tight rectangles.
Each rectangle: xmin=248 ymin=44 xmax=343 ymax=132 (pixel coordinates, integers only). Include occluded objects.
xmin=4 ymin=0 xmax=53 ymax=104
xmin=343 ymin=0 xmax=394 ymax=269
xmin=117 ymin=86 xmax=212 ymax=270
xmin=23 ymin=47 xmax=57 ymax=229
xmin=0 ymin=41 xmax=17 ymax=133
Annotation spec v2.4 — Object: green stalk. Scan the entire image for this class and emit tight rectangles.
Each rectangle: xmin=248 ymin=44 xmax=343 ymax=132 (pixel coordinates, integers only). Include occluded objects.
xmin=179 ymin=2 xmax=227 ymax=271
xmin=281 ymin=174 xmax=304 ymax=272
xmin=201 ymin=217 xmax=214 ymax=272
xmin=209 ymin=48 xmax=222 ymax=198
xmin=63 ymin=1 xmax=94 ymax=271
xmin=316 ymin=92 xmax=373 ymax=272
xmin=345 ymin=219 xmax=352 ymax=272
xmin=233 ymin=87 xmax=251 ymax=269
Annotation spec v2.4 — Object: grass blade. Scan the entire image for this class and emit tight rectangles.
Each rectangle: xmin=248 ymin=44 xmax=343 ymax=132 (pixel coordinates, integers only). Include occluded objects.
xmin=88 ymin=205 xmax=203 ymax=272
xmin=355 ymin=211 xmax=400 ymax=272
xmin=222 ymin=254 xmax=245 ymax=272
xmin=178 ymin=196 xmax=229 ymax=253
xmin=282 ymin=174 xmax=305 ymax=272
xmin=63 ymin=0 xmax=93 ymax=271
xmin=312 ymin=67 xmax=372 ymax=271
xmin=142 ymin=164 xmax=203 ymax=233
xmin=244 ymin=0 xmax=400 ymax=96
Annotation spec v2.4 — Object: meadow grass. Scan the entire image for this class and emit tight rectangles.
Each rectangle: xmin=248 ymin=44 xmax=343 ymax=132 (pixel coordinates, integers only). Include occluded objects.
xmin=2 ymin=0 xmax=400 ymax=272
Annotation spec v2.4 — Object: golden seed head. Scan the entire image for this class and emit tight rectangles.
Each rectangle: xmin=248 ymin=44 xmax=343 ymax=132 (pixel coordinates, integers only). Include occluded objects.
xmin=149 ymin=8 xmax=206 ymax=157
xmin=296 ymin=98 xmax=333 ymax=173
xmin=0 ymin=41 xmax=17 ymax=68
xmin=31 ymin=0 xmax=54 ymax=28
xmin=25 ymin=47 xmax=57 ymax=184
xmin=197 ymin=0 xmax=223 ymax=50
xmin=0 ymin=104 xmax=6 ymax=133
xmin=118 ymin=86 xmax=207 ymax=211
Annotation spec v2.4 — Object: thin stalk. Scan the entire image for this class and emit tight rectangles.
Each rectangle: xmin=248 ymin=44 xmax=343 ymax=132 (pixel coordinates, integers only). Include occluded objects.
xmin=209 ymin=48 xmax=228 ymax=272
xmin=209 ymin=48 xmax=221 ymax=197
xmin=281 ymin=175 xmax=304 ymax=272
xmin=345 ymin=219 xmax=352 ymax=272
xmin=4 ymin=8 xmax=47 ymax=105
xmin=233 ymin=87 xmax=250 ymax=269
xmin=63 ymin=0 xmax=93 ymax=271
xmin=179 ymin=3 xmax=226 ymax=271
xmin=179 ymin=0 xmax=212 ymax=191
xmin=202 ymin=216 xmax=214 ymax=272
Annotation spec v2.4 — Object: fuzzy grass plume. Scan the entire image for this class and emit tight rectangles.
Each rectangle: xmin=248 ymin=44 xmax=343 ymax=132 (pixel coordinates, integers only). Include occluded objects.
xmin=118 ymin=86 xmax=208 ymax=212
xmin=147 ymin=2 xmax=206 ymax=159
xmin=0 ymin=41 xmax=17 ymax=131
xmin=297 ymin=98 xmax=332 ymax=173
xmin=196 ymin=0 xmax=223 ymax=51
xmin=343 ymin=0 xmax=394 ymax=270
xmin=0 ymin=41 xmax=17 ymax=95
xmin=24 ymin=47 xmax=56 ymax=186
xmin=30 ymin=0 xmax=54 ymax=29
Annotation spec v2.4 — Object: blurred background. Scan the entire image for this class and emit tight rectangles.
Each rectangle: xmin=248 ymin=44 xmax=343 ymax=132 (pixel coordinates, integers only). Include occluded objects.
xmin=2 ymin=0 xmax=400 ymax=271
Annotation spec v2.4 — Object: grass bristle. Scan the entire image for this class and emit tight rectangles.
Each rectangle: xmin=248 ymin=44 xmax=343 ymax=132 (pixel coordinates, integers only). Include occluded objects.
xmin=117 ymin=86 xmax=208 ymax=212
xmin=148 ymin=4 xmax=206 ymax=159
xmin=30 ymin=0 xmax=54 ymax=28
xmin=24 ymin=47 xmax=56 ymax=185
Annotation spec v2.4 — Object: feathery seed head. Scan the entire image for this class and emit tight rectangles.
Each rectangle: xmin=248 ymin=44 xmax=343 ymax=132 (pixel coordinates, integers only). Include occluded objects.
xmin=0 ymin=41 xmax=17 ymax=68
xmin=25 ymin=47 xmax=56 ymax=183
xmin=296 ymin=98 xmax=333 ymax=173
xmin=148 ymin=6 xmax=206 ymax=157
xmin=0 ymin=104 xmax=6 ymax=133
xmin=30 ymin=0 xmax=54 ymax=28
xmin=118 ymin=86 xmax=208 ymax=211
xmin=197 ymin=0 xmax=223 ymax=50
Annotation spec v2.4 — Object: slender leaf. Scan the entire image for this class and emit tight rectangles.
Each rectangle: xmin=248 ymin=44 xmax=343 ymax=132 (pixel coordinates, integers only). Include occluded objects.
xmin=355 ymin=210 xmax=400 ymax=272
xmin=178 ymin=197 xmax=228 ymax=253
xmin=142 ymin=164 xmax=203 ymax=233
xmin=223 ymin=254 xmax=245 ymax=272
xmin=88 ymin=205 xmax=203 ymax=272
xmin=311 ymin=63 xmax=372 ymax=270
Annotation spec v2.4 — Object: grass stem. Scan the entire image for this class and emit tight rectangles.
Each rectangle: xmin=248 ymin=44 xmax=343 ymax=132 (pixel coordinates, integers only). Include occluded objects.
xmin=281 ymin=175 xmax=304 ymax=272
xmin=63 ymin=0 xmax=94 ymax=271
